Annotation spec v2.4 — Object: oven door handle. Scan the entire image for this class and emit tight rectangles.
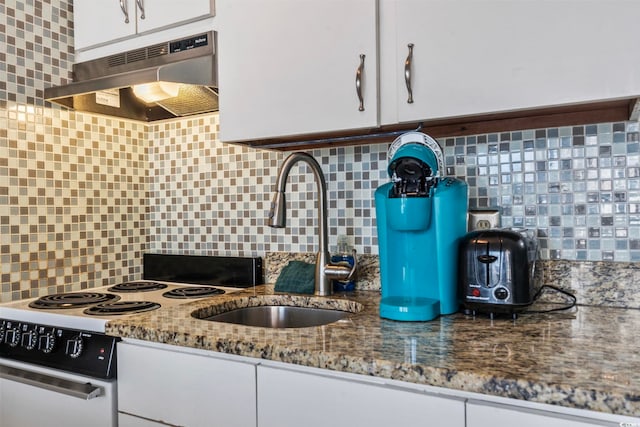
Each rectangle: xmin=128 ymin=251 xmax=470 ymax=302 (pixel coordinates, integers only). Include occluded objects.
xmin=0 ymin=365 xmax=103 ymax=400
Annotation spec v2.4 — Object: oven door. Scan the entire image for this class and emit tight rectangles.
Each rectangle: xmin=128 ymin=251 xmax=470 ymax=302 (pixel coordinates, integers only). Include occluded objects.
xmin=0 ymin=358 xmax=116 ymax=427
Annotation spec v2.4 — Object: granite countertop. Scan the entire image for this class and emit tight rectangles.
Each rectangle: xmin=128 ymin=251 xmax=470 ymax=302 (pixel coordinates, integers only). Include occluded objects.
xmin=105 ymin=285 xmax=640 ymax=418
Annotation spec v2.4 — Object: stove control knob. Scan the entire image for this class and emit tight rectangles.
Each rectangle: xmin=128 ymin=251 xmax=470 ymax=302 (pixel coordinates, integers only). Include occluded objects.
xmin=39 ymin=332 xmax=56 ymax=353
xmin=0 ymin=323 xmax=5 ymax=342
xmin=22 ymin=329 xmax=38 ymax=350
xmin=65 ymin=336 xmax=84 ymax=358
xmin=6 ymin=328 xmax=21 ymax=347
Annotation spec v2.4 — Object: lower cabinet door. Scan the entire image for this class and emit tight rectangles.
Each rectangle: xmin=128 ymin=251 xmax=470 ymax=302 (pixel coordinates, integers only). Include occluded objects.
xmin=466 ymin=401 xmax=625 ymax=427
xmin=257 ymin=365 xmax=465 ymax=427
xmin=117 ymin=342 xmax=257 ymax=427
xmin=119 ymin=413 xmax=167 ymax=427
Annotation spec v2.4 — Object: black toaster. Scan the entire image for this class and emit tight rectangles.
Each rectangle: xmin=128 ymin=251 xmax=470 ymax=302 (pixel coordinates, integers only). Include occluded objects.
xmin=458 ymin=229 xmax=537 ymax=317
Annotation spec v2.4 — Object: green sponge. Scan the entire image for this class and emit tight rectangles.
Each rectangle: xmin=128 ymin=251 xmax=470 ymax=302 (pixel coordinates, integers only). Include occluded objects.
xmin=274 ymin=261 xmax=316 ymax=294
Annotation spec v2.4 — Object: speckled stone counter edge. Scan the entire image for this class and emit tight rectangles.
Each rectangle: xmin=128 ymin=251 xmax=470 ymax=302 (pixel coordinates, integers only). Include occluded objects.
xmin=266 ymin=253 xmax=640 ymax=308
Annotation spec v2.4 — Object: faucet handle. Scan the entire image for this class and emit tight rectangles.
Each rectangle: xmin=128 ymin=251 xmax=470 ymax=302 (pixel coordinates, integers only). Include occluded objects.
xmin=346 ymin=249 xmax=357 ymax=280
xmin=324 ymin=249 xmax=358 ymax=282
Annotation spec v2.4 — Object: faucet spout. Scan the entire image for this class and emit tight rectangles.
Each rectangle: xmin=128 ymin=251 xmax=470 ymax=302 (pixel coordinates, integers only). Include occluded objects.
xmin=268 ymin=152 xmax=356 ymax=296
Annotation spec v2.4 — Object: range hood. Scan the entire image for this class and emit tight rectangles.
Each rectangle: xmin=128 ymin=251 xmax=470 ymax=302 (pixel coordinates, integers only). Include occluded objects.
xmin=44 ymin=32 xmax=218 ymax=122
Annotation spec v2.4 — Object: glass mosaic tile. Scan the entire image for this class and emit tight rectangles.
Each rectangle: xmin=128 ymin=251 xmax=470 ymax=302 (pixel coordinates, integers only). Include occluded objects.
xmin=2 ymin=0 xmax=640 ymax=303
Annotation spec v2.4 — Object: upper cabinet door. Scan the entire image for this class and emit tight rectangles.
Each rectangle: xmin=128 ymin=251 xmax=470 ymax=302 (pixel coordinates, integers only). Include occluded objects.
xmin=73 ymin=0 xmax=215 ymax=52
xmin=135 ymin=0 xmax=215 ymax=34
xmin=381 ymin=0 xmax=640 ymax=125
xmin=217 ymin=0 xmax=378 ymax=143
xmin=74 ymin=0 xmax=137 ymax=50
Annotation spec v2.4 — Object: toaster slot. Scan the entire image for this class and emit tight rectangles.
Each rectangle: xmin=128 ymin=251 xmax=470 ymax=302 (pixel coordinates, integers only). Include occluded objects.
xmin=473 ymin=236 xmax=503 ymax=288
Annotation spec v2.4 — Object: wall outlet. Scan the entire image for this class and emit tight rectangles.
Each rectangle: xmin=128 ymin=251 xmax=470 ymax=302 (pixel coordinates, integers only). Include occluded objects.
xmin=475 ymin=219 xmax=493 ymax=230
xmin=468 ymin=210 xmax=500 ymax=231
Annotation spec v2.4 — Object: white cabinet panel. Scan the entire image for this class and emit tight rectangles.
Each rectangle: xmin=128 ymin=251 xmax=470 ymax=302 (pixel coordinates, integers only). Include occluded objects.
xmin=74 ymin=0 xmax=137 ymax=50
xmin=218 ymin=0 xmax=639 ymax=145
xmin=466 ymin=401 xmax=627 ymax=427
xmin=117 ymin=342 xmax=256 ymax=427
xmin=119 ymin=412 xmax=166 ymax=427
xmin=217 ymin=0 xmax=378 ymax=143
xmin=257 ymin=365 xmax=465 ymax=427
xmin=381 ymin=0 xmax=640 ymax=125
xmin=136 ymin=0 xmax=215 ymax=34
xmin=74 ymin=0 xmax=215 ymax=51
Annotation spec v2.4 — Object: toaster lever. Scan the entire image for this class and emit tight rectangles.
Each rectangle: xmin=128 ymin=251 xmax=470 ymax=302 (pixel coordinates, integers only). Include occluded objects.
xmin=477 ymin=254 xmax=497 ymax=264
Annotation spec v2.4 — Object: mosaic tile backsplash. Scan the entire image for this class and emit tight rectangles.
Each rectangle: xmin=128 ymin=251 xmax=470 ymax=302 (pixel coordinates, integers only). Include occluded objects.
xmin=444 ymin=121 xmax=640 ymax=262
xmin=2 ymin=0 xmax=640 ymax=303
xmin=148 ymin=119 xmax=640 ymax=264
xmin=1 ymin=0 xmax=147 ymax=302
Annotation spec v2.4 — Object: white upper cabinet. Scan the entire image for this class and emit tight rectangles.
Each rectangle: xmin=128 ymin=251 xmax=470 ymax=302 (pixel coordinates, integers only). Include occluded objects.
xmin=217 ymin=0 xmax=378 ymax=143
xmin=380 ymin=0 xmax=640 ymax=125
xmin=73 ymin=1 xmax=136 ymax=49
xmin=73 ymin=0 xmax=215 ymax=52
xmin=135 ymin=0 xmax=214 ymax=34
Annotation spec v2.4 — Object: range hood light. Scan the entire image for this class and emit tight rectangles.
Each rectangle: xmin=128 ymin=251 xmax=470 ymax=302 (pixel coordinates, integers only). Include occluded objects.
xmin=132 ymin=82 xmax=181 ymax=103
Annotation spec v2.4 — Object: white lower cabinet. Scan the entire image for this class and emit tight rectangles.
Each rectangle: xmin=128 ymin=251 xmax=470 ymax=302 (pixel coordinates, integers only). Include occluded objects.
xmin=119 ymin=413 xmax=166 ymax=427
xmin=116 ymin=340 xmax=639 ymax=427
xmin=117 ymin=341 xmax=257 ymax=427
xmin=257 ymin=365 xmax=465 ymax=427
xmin=466 ymin=400 xmax=631 ymax=427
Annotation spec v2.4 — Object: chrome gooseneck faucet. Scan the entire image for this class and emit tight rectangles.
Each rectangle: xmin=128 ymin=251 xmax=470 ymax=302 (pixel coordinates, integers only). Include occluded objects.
xmin=268 ymin=152 xmax=357 ymax=296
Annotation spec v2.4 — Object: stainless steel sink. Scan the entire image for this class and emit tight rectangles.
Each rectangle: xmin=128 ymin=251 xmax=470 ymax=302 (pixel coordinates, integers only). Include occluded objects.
xmin=199 ymin=305 xmax=352 ymax=328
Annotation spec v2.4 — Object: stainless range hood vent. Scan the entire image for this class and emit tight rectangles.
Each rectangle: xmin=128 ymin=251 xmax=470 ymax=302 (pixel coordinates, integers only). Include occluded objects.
xmin=44 ymin=32 xmax=218 ymax=122
xmin=104 ymin=42 xmax=167 ymax=69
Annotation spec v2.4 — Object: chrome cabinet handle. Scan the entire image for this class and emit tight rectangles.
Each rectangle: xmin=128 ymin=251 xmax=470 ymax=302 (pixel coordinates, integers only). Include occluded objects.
xmin=136 ymin=0 xmax=145 ymax=19
xmin=356 ymin=54 xmax=365 ymax=112
xmin=119 ymin=0 xmax=130 ymax=23
xmin=404 ymin=43 xmax=414 ymax=104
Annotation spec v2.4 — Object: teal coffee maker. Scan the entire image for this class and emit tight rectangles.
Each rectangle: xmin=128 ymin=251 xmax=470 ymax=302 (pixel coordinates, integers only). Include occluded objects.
xmin=375 ymin=132 xmax=468 ymax=321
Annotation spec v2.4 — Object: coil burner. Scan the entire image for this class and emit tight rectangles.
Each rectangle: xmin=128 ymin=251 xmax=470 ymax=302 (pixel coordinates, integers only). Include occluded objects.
xmin=83 ymin=301 xmax=161 ymax=316
xmin=28 ymin=293 xmax=120 ymax=309
xmin=162 ymin=286 xmax=225 ymax=299
xmin=107 ymin=281 xmax=168 ymax=292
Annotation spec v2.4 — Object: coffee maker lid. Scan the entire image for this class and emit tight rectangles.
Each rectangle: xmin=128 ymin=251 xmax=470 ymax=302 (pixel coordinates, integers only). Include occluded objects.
xmin=387 ymin=132 xmax=444 ymax=178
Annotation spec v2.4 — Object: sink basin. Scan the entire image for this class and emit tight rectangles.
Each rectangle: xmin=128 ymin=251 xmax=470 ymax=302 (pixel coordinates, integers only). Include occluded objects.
xmin=198 ymin=305 xmax=352 ymax=328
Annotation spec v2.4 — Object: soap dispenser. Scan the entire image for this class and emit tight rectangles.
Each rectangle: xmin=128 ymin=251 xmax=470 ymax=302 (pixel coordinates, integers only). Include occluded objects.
xmin=331 ymin=235 xmax=356 ymax=292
